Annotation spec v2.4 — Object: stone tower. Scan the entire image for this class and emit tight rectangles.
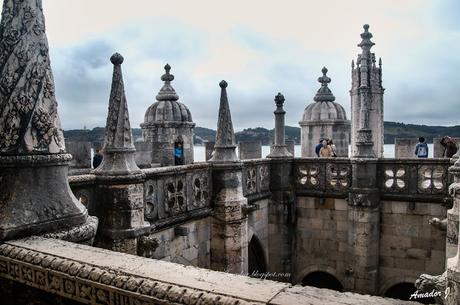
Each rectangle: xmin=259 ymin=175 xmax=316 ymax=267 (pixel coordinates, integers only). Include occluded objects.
xmin=299 ymin=67 xmax=350 ymax=157
xmin=140 ymin=64 xmax=195 ymax=166
xmin=350 ymin=24 xmax=384 ymax=158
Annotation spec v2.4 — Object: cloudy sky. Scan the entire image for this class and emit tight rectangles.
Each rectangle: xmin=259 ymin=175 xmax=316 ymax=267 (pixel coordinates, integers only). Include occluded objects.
xmin=3 ymin=0 xmax=460 ymax=130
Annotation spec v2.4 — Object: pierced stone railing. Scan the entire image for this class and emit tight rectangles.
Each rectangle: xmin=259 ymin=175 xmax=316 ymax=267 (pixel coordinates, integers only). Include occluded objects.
xmin=377 ymin=158 xmax=451 ymax=203
xmin=294 ymin=158 xmax=352 ymax=198
xmin=241 ymin=159 xmax=271 ymax=203
xmin=143 ymin=163 xmax=212 ymax=230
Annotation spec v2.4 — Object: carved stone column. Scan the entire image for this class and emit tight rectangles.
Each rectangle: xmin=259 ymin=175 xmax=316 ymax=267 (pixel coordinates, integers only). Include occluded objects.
xmin=209 ymin=81 xmax=248 ymax=274
xmin=346 ymin=78 xmax=380 ymax=293
xmin=446 ymin=159 xmax=460 ymax=304
xmin=0 ymin=0 xmax=95 ymax=241
xmin=93 ymin=53 xmax=146 ymax=254
xmin=267 ymin=93 xmax=292 ymax=158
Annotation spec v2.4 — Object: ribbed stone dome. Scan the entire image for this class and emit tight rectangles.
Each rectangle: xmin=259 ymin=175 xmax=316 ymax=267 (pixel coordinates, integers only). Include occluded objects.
xmin=143 ymin=64 xmax=193 ymax=124
xmin=301 ymin=67 xmax=347 ymax=122
xmin=302 ymin=101 xmax=347 ymax=121
xmin=144 ymin=100 xmax=192 ymax=123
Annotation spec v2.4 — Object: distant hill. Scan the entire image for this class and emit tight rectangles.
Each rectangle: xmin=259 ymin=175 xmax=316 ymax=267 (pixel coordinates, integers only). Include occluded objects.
xmin=64 ymin=121 xmax=460 ymax=145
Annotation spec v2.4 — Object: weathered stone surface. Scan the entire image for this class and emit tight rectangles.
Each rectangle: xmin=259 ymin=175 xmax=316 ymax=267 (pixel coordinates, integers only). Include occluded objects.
xmin=239 ymin=141 xmax=262 ymax=159
xmin=300 ymin=68 xmax=350 ymax=158
xmin=66 ymin=141 xmax=91 ymax=168
xmin=0 ymin=0 xmax=65 ymax=154
xmin=141 ymin=64 xmax=195 ymax=166
xmin=0 ymin=237 xmax=421 ymax=305
xmin=395 ymin=138 xmax=420 ymax=159
xmin=268 ymin=93 xmax=292 ymax=158
xmin=209 ymin=81 xmax=239 ymax=163
xmin=350 ymin=25 xmax=384 ymax=158
xmin=93 ymin=53 xmax=140 ymax=176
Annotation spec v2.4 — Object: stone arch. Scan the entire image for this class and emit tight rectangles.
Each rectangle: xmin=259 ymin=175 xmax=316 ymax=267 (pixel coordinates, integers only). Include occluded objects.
xmin=295 ymin=265 xmax=343 ymax=291
xmin=383 ymin=281 xmax=434 ymax=304
xmin=301 ymin=271 xmax=344 ymax=292
xmin=379 ymin=276 xmax=418 ymax=296
xmin=248 ymin=235 xmax=267 ymax=277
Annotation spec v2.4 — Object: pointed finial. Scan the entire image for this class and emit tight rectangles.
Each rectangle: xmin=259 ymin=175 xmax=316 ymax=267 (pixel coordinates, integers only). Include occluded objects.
xmin=358 ymin=24 xmax=375 ymax=52
xmin=314 ymin=67 xmax=335 ymax=102
xmin=209 ymin=79 xmax=238 ymax=162
xmin=219 ymin=80 xmax=228 ymax=88
xmin=351 ymin=60 xmax=355 ymax=69
xmin=379 ymin=57 xmax=382 ymax=67
xmin=156 ymin=63 xmax=179 ymax=101
xmin=275 ymin=92 xmax=285 ymax=107
xmin=318 ymin=67 xmax=331 ymax=86
xmin=161 ymin=63 xmax=174 ymax=83
xmin=110 ymin=53 xmax=124 ymax=65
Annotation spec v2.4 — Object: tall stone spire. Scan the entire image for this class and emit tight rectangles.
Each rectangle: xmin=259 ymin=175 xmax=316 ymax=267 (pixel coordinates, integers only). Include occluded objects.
xmin=94 ymin=53 xmax=140 ymax=175
xmin=314 ymin=67 xmax=336 ymax=102
xmin=0 ymin=0 xmax=90 ymax=241
xmin=156 ymin=64 xmax=179 ymax=101
xmin=267 ymin=92 xmax=292 ymax=158
xmin=0 ymin=0 xmax=65 ymax=154
xmin=350 ymin=24 xmax=384 ymax=158
xmin=209 ymin=80 xmax=238 ymax=162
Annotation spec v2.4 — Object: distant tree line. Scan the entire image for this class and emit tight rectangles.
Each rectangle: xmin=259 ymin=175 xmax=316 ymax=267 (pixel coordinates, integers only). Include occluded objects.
xmin=64 ymin=122 xmax=460 ymax=145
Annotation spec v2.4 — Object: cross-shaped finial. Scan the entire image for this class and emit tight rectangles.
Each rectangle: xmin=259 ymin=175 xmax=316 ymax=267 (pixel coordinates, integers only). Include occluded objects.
xmin=318 ymin=67 xmax=331 ymax=86
xmin=161 ymin=63 xmax=174 ymax=83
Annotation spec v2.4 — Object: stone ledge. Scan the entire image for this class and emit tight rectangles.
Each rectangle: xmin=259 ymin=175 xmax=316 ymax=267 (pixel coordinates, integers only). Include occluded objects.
xmin=0 ymin=237 xmax=420 ymax=305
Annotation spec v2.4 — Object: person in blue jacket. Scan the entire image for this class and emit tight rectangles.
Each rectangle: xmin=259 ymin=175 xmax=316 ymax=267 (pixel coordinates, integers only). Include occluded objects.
xmin=315 ymin=139 xmax=324 ymax=157
xmin=175 ymin=142 xmax=184 ymax=165
xmin=414 ymin=137 xmax=428 ymax=158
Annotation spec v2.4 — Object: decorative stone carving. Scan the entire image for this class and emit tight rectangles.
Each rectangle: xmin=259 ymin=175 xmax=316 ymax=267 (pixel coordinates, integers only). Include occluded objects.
xmin=191 ymin=174 xmax=209 ymax=209
xmin=418 ymin=165 xmax=446 ymax=194
xmin=327 ymin=163 xmax=351 ymax=190
xmin=415 ymin=272 xmax=447 ymax=305
xmin=144 ymin=182 xmax=158 ymax=221
xmin=0 ymin=0 xmax=65 ymax=154
xmin=259 ymin=164 xmax=270 ymax=191
xmin=0 ymin=0 xmax=90 ymax=241
xmin=383 ymin=166 xmax=407 ymax=191
xmin=93 ymin=53 xmax=141 ymax=176
xmin=350 ymin=24 xmax=384 ymax=158
xmin=245 ymin=167 xmax=257 ymax=194
xmin=209 ymin=81 xmax=239 ymax=163
xmin=0 ymin=239 xmax=256 ymax=305
xmin=298 ymin=164 xmax=321 ymax=188
xmin=164 ymin=177 xmax=186 ymax=215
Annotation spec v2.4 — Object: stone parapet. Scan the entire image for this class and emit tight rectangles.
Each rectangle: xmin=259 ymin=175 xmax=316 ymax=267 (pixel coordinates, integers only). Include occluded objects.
xmin=0 ymin=237 xmax=421 ymax=305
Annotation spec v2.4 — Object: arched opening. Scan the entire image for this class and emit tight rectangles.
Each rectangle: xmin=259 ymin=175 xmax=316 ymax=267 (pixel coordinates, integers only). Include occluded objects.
xmin=302 ymin=271 xmax=343 ymax=292
xmin=384 ymin=283 xmax=435 ymax=304
xmin=174 ymin=138 xmax=184 ymax=165
xmin=248 ymin=235 xmax=267 ymax=277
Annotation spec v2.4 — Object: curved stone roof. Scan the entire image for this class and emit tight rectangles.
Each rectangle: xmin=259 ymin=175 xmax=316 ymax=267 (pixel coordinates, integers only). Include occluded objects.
xmin=144 ymin=100 xmax=193 ymax=123
xmin=301 ymin=67 xmax=347 ymax=122
xmin=143 ymin=64 xmax=193 ymax=124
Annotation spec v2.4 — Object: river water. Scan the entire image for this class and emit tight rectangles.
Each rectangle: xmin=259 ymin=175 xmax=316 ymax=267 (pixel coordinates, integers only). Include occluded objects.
xmin=192 ymin=144 xmax=434 ymax=162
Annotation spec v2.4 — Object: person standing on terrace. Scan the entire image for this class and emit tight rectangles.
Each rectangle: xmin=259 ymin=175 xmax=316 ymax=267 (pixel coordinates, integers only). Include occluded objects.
xmin=414 ymin=137 xmax=428 ymax=158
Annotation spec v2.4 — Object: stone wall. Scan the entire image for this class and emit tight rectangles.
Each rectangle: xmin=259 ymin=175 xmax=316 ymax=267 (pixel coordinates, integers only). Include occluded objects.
xmin=248 ymin=199 xmax=270 ymax=266
xmin=394 ymin=138 xmax=419 ymax=159
xmin=138 ymin=217 xmax=211 ymax=268
xmin=379 ymin=201 xmax=446 ymax=294
xmin=66 ymin=141 xmax=91 ymax=168
xmin=300 ymin=121 xmax=350 ymax=157
xmin=294 ymin=197 xmax=348 ymax=286
xmin=239 ymin=141 xmax=262 ymax=160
